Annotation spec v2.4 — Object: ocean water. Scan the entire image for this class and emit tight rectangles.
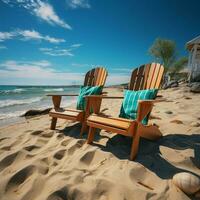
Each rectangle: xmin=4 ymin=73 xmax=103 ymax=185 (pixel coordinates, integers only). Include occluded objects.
xmin=0 ymin=85 xmax=80 ymax=126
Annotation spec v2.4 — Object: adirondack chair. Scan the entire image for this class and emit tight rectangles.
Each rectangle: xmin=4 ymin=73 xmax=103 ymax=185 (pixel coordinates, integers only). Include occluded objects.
xmin=48 ymin=67 xmax=108 ymax=135
xmin=85 ymin=63 xmax=164 ymax=160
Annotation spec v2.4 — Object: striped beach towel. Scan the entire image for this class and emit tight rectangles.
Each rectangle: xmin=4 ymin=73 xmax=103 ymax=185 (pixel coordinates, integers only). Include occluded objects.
xmin=119 ymin=89 xmax=158 ymax=125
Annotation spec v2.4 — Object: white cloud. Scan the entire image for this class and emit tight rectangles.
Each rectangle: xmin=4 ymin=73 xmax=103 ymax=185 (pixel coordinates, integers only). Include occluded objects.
xmin=0 ymin=45 xmax=7 ymax=49
xmin=19 ymin=30 xmax=43 ymax=40
xmin=34 ymin=1 xmax=71 ymax=29
xmin=39 ymin=43 xmax=82 ymax=56
xmin=70 ymin=43 xmax=82 ymax=48
xmin=67 ymin=0 xmax=91 ymax=9
xmin=0 ymin=60 xmax=84 ymax=85
xmin=39 ymin=47 xmax=74 ymax=56
xmin=0 ymin=30 xmax=65 ymax=44
xmin=0 ymin=60 xmax=130 ymax=85
xmin=2 ymin=0 xmax=71 ymax=29
xmin=0 ymin=32 xmax=15 ymax=41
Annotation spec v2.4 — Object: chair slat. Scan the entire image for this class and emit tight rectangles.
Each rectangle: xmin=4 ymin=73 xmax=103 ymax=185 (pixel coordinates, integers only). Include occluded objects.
xmin=146 ymin=63 xmax=156 ymax=89
xmin=129 ymin=63 xmax=164 ymax=91
xmin=129 ymin=68 xmax=138 ymax=90
xmin=149 ymin=63 xmax=161 ymax=89
xmin=155 ymin=65 xmax=164 ymax=88
xmin=84 ymin=67 xmax=107 ymax=87
xmin=98 ymin=68 xmax=106 ymax=86
xmin=95 ymin=68 xmax=102 ymax=85
xmin=142 ymin=63 xmax=151 ymax=89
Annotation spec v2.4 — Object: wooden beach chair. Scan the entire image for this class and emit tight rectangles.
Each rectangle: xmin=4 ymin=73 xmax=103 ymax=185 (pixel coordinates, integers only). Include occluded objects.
xmin=48 ymin=67 xmax=108 ymax=135
xmin=85 ymin=63 xmax=164 ymax=160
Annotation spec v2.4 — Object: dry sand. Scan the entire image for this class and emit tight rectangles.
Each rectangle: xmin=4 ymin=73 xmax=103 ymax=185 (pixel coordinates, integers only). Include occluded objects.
xmin=0 ymin=84 xmax=200 ymax=200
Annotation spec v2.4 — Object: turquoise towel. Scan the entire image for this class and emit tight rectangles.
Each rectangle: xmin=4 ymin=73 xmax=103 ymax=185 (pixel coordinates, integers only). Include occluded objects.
xmin=119 ymin=89 xmax=158 ymax=125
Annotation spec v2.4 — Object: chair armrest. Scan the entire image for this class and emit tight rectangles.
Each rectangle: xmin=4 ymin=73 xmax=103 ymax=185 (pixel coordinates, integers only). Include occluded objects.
xmin=85 ymin=95 xmax=124 ymax=99
xmin=47 ymin=94 xmax=78 ymax=97
xmin=137 ymin=100 xmax=154 ymax=122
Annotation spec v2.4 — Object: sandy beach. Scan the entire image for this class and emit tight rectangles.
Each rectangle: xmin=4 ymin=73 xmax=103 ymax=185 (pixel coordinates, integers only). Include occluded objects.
xmin=0 ymin=84 xmax=200 ymax=200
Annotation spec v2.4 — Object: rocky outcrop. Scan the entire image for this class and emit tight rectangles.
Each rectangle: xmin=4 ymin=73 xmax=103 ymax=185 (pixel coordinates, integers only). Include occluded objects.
xmin=190 ymin=82 xmax=200 ymax=93
xmin=163 ymin=80 xmax=179 ymax=89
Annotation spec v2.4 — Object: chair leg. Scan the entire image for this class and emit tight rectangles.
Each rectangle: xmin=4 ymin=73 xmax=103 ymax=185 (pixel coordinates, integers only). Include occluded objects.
xmin=130 ymin=132 xmax=140 ymax=160
xmin=50 ymin=117 xmax=57 ymax=130
xmin=80 ymin=122 xmax=87 ymax=137
xmin=87 ymin=127 xmax=96 ymax=144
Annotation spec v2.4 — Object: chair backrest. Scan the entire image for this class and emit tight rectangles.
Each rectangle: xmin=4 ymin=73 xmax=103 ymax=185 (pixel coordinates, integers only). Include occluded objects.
xmin=84 ymin=67 xmax=108 ymax=86
xmin=129 ymin=63 xmax=164 ymax=91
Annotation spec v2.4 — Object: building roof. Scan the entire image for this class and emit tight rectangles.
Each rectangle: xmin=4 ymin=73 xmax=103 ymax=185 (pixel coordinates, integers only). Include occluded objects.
xmin=186 ymin=35 xmax=200 ymax=51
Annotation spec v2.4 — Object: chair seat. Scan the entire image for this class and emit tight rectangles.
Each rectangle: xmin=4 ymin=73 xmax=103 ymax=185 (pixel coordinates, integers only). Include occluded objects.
xmin=87 ymin=114 xmax=134 ymax=130
xmin=49 ymin=108 xmax=84 ymax=121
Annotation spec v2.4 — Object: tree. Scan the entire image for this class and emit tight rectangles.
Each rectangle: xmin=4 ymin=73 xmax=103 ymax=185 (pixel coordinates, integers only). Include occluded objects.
xmin=149 ymin=38 xmax=188 ymax=74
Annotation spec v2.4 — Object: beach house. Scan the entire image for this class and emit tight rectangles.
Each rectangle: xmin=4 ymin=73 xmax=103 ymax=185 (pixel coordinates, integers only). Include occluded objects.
xmin=186 ymin=35 xmax=200 ymax=82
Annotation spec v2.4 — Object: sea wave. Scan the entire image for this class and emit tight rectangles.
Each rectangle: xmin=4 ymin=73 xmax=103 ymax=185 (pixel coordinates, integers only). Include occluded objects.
xmin=0 ymin=111 xmax=24 ymax=120
xmin=0 ymin=88 xmax=26 ymax=94
xmin=44 ymin=88 xmax=64 ymax=92
xmin=0 ymin=97 xmax=43 ymax=108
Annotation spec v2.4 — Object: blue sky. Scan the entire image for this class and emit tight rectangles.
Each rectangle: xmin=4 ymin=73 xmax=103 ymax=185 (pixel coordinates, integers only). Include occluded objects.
xmin=0 ymin=0 xmax=200 ymax=85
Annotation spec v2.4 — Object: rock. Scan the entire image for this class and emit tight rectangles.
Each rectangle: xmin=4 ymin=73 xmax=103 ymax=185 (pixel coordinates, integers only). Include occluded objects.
xmin=163 ymin=80 xmax=179 ymax=89
xmin=184 ymin=96 xmax=192 ymax=100
xmin=170 ymin=119 xmax=183 ymax=124
xmin=195 ymin=190 xmax=200 ymax=198
xmin=190 ymin=122 xmax=200 ymax=127
xmin=21 ymin=108 xmax=51 ymax=117
xmin=190 ymin=82 xmax=200 ymax=93
xmin=172 ymin=172 xmax=200 ymax=195
xmin=165 ymin=111 xmax=173 ymax=114
xmin=178 ymin=78 xmax=187 ymax=84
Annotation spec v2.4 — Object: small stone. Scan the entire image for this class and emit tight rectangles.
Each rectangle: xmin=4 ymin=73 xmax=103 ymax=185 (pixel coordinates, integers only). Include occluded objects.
xmin=184 ymin=96 xmax=192 ymax=100
xmin=191 ymin=122 xmax=200 ymax=127
xmin=149 ymin=115 xmax=161 ymax=120
xmin=165 ymin=111 xmax=173 ymax=114
xmin=170 ymin=119 xmax=183 ymax=124
xmin=190 ymin=82 xmax=200 ymax=93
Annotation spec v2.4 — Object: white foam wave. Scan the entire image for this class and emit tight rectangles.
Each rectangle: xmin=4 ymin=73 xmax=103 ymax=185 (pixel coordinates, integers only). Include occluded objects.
xmin=0 ymin=97 xmax=43 ymax=108
xmin=0 ymin=111 xmax=24 ymax=120
xmin=44 ymin=88 xmax=64 ymax=92
xmin=0 ymin=88 xmax=26 ymax=94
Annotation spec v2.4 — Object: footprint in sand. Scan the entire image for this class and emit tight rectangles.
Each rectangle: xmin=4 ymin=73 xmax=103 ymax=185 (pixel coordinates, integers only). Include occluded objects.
xmin=67 ymin=140 xmax=85 ymax=155
xmin=6 ymin=165 xmax=36 ymax=192
xmin=0 ymin=137 xmax=9 ymax=143
xmin=53 ymin=150 xmax=66 ymax=160
xmin=31 ymin=130 xmax=43 ymax=136
xmin=56 ymin=133 xmax=65 ymax=140
xmin=1 ymin=146 xmax=11 ymax=151
xmin=24 ymin=145 xmax=41 ymax=153
xmin=41 ymin=131 xmax=54 ymax=138
xmin=47 ymin=187 xmax=68 ymax=200
xmin=0 ymin=152 xmax=18 ymax=171
xmin=60 ymin=139 xmax=72 ymax=147
xmin=80 ymin=151 xmax=96 ymax=165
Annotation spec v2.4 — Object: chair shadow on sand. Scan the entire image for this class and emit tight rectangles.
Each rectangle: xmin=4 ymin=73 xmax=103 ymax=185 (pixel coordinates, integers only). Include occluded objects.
xmin=60 ymin=123 xmax=200 ymax=180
